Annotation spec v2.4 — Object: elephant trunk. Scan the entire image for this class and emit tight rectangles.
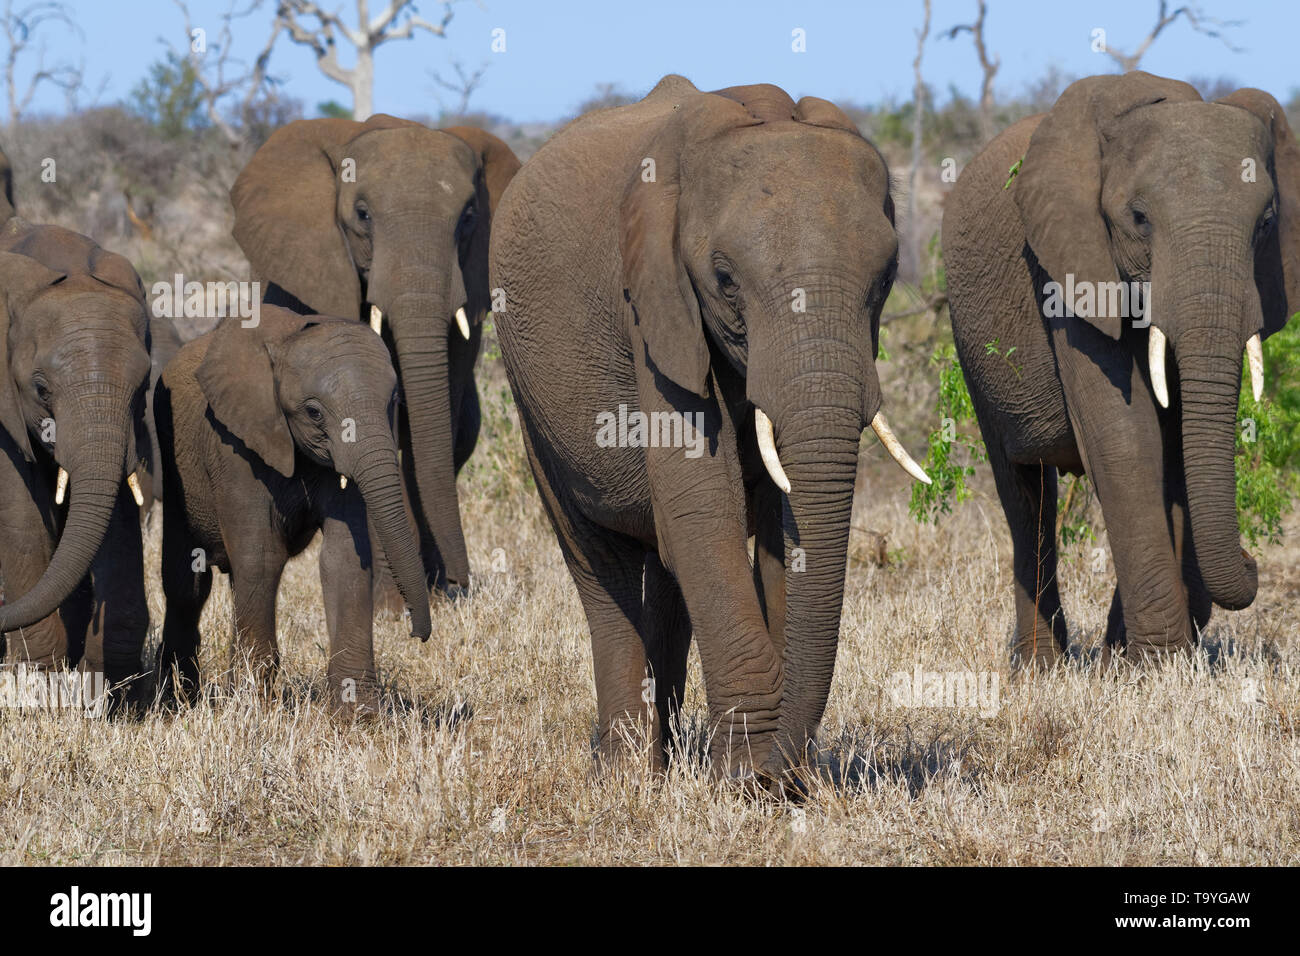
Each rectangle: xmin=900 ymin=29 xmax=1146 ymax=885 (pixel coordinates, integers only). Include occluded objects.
xmin=1175 ymin=325 xmax=1258 ymax=610
xmin=389 ymin=290 xmax=470 ymax=591
xmin=760 ymin=336 xmax=874 ymax=770
xmin=0 ymin=406 xmax=130 ymax=632
xmin=1158 ymin=236 xmax=1258 ymax=611
xmin=349 ymin=431 xmax=434 ymax=640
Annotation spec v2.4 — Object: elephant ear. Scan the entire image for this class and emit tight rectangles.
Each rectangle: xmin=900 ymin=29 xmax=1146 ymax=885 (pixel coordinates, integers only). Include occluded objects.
xmin=194 ymin=308 xmax=312 ymax=477
xmin=231 ymin=118 xmax=367 ymax=320
xmin=619 ymin=90 xmax=755 ymax=398
xmin=1012 ymin=72 xmax=1202 ymax=339
xmin=444 ymin=125 xmax=523 ymax=217
xmin=86 ymin=245 xmax=147 ymax=307
xmin=0 ymin=251 xmax=66 ymax=460
xmin=1216 ymin=88 xmax=1300 ymax=339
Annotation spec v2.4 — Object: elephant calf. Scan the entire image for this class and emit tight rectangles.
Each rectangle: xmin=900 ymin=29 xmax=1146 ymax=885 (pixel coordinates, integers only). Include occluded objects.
xmin=153 ymin=307 xmax=432 ymax=710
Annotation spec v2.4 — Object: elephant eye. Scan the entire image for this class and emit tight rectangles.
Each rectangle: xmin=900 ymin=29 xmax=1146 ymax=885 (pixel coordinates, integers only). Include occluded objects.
xmin=715 ymin=267 xmax=738 ymax=297
xmin=1131 ymin=207 xmax=1151 ymax=234
xmin=32 ymin=374 xmax=51 ymax=403
xmin=355 ymin=202 xmax=370 ymax=224
xmin=304 ymin=401 xmax=324 ymax=423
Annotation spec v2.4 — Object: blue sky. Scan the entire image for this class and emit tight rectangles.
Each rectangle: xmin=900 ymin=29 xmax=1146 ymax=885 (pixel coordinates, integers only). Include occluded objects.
xmin=27 ymin=1 xmax=1299 ymax=122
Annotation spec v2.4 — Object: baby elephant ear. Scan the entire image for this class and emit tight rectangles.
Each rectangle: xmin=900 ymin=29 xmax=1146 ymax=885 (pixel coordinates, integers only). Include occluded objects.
xmin=0 ymin=251 xmax=65 ymax=460
xmin=1012 ymin=72 xmax=1201 ymax=340
xmin=195 ymin=316 xmax=296 ymax=477
xmin=1216 ymin=88 xmax=1300 ymax=339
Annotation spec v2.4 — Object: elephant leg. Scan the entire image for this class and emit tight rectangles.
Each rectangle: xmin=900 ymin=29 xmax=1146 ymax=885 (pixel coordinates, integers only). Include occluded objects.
xmin=226 ymin=542 xmax=287 ymax=694
xmin=82 ymin=487 xmax=149 ymax=713
xmin=0 ymin=447 xmax=69 ymax=669
xmin=641 ymin=552 xmax=691 ymax=762
xmin=984 ymin=439 xmax=1067 ymax=667
xmin=1054 ymin=324 xmax=1191 ymax=658
xmin=156 ymin=500 xmax=212 ymax=708
xmin=320 ymin=495 xmax=380 ymax=715
xmin=1104 ymin=587 xmax=1126 ymax=652
xmin=751 ymin=480 xmax=787 ymax=657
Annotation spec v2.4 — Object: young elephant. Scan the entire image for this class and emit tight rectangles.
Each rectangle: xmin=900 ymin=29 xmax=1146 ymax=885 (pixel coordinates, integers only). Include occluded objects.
xmin=0 ymin=218 xmax=151 ymax=709
xmin=491 ymin=76 xmax=930 ymax=781
xmin=944 ymin=73 xmax=1300 ymax=664
xmin=153 ymin=307 xmax=433 ymax=710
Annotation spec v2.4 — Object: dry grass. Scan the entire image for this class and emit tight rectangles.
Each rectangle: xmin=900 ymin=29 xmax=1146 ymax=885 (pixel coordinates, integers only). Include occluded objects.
xmin=1 ymin=385 xmax=1297 ymax=866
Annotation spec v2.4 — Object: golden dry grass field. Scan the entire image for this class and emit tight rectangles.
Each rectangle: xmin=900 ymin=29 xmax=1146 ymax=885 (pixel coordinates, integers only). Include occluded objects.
xmin=1 ymin=362 xmax=1297 ymax=866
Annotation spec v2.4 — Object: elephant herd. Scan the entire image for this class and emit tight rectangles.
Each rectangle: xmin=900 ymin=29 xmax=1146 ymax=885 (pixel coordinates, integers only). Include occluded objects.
xmin=0 ymin=71 xmax=1294 ymax=788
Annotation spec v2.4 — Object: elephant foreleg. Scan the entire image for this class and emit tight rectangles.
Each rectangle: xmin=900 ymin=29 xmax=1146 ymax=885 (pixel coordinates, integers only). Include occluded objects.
xmin=82 ymin=486 xmax=149 ymax=713
xmin=225 ymin=543 xmax=287 ymax=695
xmin=641 ymin=553 xmax=690 ymax=763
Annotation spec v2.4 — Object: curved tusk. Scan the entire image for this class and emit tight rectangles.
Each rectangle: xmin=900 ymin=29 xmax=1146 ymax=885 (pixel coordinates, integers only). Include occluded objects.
xmin=455 ymin=306 xmax=471 ymax=341
xmin=754 ymin=408 xmax=791 ymax=494
xmin=127 ymin=472 xmax=145 ymax=507
xmin=870 ymin=411 xmax=931 ymax=485
xmin=54 ymin=467 xmax=68 ymax=505
xmin=1149 ymin=325 xmax=1170 ymax=409
xmin=339 ymin=474 xmax=348 ymax=490
xmin=1246 ymin=333 xmax=1264 ymax=403
xmin=369 ymin=305 xmax=383 ymax=335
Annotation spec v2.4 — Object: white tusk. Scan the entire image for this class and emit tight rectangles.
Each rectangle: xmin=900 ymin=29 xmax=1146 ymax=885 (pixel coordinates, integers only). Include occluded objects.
xmin=339 ymin=475 xmax=348 ymax=490
xmin=754 ymin=408 xmax=791 ymax=494
xmin=55 ymin=467 xmax=68 ymax=505
xmin=127 ymin=472 xmax=145 ymax=507
xmin=455 ymin=306 xmax=471 ymax=340
xmin=1246 ymin=333 xmax=1264 ymax=403
xmin=1149 ymin=325 xmax=1170 ymax=409
xmin=870 ymin=411 xmax=931 ymax=485
xmin=369 ymin=305 xmax=382 ymax=335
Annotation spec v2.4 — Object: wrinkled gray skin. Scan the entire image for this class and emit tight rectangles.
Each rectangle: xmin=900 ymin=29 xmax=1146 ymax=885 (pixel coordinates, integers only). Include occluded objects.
xmin=943 ymin=74 xmax=1300 ymax=665
xmin=231 ymin=116 xmax=520 ymax=601
xmin=492 ymin=76 xmax=913 ymax=783
xmin=153 ymin=307 xmax=433 ymax=711
xmin=0 ymin=218 xmax=152 ymax=709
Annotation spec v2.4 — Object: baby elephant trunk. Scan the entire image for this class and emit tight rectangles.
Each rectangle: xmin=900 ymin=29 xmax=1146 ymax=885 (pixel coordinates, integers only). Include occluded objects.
xmin=350 ymin=436 xmax=433 ymax=640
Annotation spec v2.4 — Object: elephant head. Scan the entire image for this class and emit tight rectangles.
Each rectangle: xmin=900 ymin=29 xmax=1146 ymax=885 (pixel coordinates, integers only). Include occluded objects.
xmin=1011 ymin=72 xmax=1300 ymax=612
xmin=0 ymin=220 xmax=151 ymax=632
xmin=230 ymin=116 xmax=520 ymax=593
xmin=194 ymin=307 xmax=433 ymax=640
xmin=620 ymin=77 xmax=929 ymax=761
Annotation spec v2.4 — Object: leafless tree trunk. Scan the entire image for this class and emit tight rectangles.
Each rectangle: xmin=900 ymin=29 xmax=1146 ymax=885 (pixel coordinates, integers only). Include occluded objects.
xmin=277 ymin=0 xmax=457 ymax=120
xmin=2 ymin=0 xmax=82 ymax=127
xmin=1102 ymin=1 xmax=1241 ymax=73
xmin=174 ymin=0 xmax=282 ymax=148
xmin=907 ymin=0 xmax=931 ymax=278
xmin=946 ymin=0 xmax=1000 ymax=143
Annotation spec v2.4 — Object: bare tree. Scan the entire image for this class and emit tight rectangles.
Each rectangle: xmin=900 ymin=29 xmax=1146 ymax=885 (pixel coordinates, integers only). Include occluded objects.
xmin=945 ymin=0 xmax=999 ymax=143
xmin=2 ymin=0 xmax=83 ymax=127
xmin=174 ymin=0 xmax=283 ymax=147
xmin=430 ymin=58 xmax=485 ymax=119
xmin=277 ymin=0 xmax=457 ymax=120
xmin=1101 ymin=1 xmax=1242 ymax=73
xmin=906 ymin=0 xmax=931 ymax=277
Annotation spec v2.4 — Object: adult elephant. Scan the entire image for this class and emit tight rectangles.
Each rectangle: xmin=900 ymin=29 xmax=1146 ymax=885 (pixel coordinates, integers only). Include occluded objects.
xmin=491 ymin=75 xmax=930 ymax=781
xmin=943 ymin=73 xmax=1300 ymax=665
xmin=230 ymin=115 xmax=520 ymax=598
xmin=0 ymin=218 xmax=151 ymax=706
